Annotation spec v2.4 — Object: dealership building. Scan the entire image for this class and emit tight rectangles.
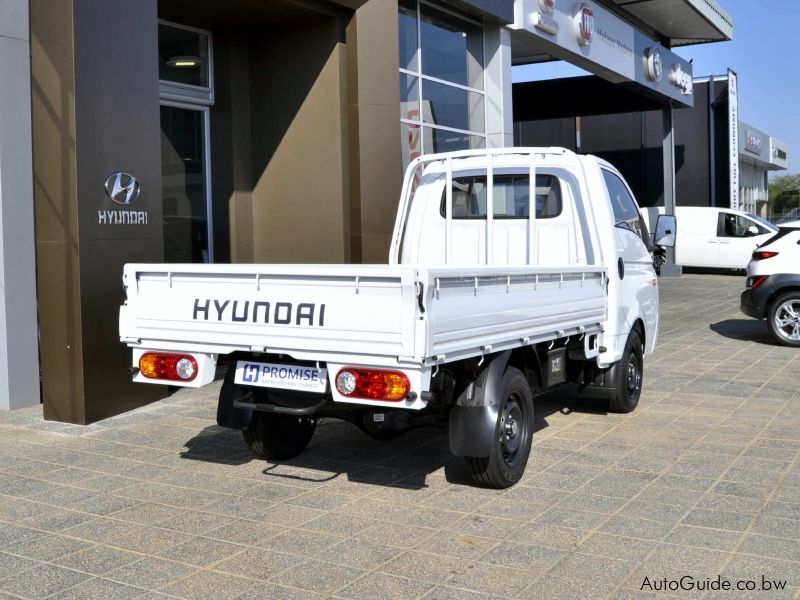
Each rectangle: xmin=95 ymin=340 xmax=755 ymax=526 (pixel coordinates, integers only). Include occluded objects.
xmin=516 ymin=73 xmax=788 ymax=215
xmin=0 ymin=0 xmax=732 ymax=421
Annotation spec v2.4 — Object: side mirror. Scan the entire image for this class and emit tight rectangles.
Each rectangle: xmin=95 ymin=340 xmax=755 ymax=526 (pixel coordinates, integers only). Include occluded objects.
xmin=747 ymin=225 xmax=759 ymax=236
xmin=654 ymin=214 xmax=676 ymax=248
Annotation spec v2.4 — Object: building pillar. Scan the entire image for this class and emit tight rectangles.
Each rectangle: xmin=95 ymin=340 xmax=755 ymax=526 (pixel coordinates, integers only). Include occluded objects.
xmin=484 ymin=26 xmax=513 ymax=148
xmin=0 ymin=1 xmax=41 ymax=410
xmin=661 ymin=105 xmax=682 ymax=277
xmin=346 ymin=0 xmax=403 ymax=264
xmin=31 ymin=0 xmax=164 ymax=423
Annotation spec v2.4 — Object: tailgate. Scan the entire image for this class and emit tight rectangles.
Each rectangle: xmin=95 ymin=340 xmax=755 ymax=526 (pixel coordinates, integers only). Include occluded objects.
xmin=120 ymin=264 xmax=420 ymax=360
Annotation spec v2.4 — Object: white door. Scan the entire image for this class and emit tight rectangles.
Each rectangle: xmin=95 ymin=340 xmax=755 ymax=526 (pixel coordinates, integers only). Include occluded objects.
xmin=602 ymin=170 xmax=658 ymax=346
xmin=716 ymin=212 xmax=774 ymax=269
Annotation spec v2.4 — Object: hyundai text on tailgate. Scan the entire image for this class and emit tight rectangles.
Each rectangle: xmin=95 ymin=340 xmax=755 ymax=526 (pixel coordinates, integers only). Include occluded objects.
xmin=120 ymin=148 xmax=673 ymax=488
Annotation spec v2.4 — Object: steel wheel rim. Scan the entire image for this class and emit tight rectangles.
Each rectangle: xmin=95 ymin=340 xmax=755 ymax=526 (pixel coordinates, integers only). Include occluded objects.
xmin=774 ymin=300 xmax=800 ymax=342
xmin=626 ymin=354 xmax=641 ymax=397
xmin=500 ymin=392 xmax=526 ymax=466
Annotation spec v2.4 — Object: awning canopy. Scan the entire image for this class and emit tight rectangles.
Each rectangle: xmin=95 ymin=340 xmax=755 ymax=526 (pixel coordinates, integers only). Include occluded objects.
xmin=608 ymin=0 xmax=733 ymax=46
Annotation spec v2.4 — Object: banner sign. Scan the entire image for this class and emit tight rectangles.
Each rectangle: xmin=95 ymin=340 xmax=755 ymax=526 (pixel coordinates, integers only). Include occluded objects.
xmin=728 ymin=70 xmax=739 ymax=210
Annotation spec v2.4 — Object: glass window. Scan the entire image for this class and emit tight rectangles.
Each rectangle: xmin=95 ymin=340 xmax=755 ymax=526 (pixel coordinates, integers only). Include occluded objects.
xmin=398 ymin=2 xmax=486 ymax=167
xmin=400 ymin=121 xmax=423 ymax=172
xmin=602 ymin=170 xmax=642 ymax=236
xmin=400 ymin=73 xmax=420 ymax=121
xmin=422 ymin=79 xmax=484 ymax=133
xmin=160 ymin=105 xmax=209 ymax=263
xmin=440 ymin=174 xmax=562 ymax=219
xmin=420 ymin=4 xmax=483 ymax=89
xmin=717 ymin=213 xmax=770 ymax=237
xmin=399 ymin=0 xmax=419 ymax=72
xmin=428 ymin=128 xmax=484 ymax=154
xmin=159 ymin=23 xmax=210 ymax=88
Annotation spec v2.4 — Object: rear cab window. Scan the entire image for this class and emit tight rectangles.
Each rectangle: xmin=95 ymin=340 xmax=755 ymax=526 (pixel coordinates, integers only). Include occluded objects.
xmin=440 ymin=174 xmax=562 ymax=219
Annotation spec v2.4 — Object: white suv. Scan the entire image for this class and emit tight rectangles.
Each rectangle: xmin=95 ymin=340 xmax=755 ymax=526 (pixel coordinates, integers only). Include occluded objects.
xmin=741 ymin=226 xmax=800 ymax=346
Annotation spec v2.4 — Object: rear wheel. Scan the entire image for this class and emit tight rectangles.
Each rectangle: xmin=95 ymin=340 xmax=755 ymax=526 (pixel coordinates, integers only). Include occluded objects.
xmin=243 ymin=412 xmax=316 ymax=461
xmin=606 ymin=330 xmax=643 ymax=413
xmin=767 ymin=292 xmax=800 ymax=347
xmin=465 ymin=367 xmax=534 ymax=489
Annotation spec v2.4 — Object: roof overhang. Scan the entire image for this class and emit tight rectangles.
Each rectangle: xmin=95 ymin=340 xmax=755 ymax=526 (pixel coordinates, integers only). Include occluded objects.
xmin=605 ymin=0 xmax=733 ymax=46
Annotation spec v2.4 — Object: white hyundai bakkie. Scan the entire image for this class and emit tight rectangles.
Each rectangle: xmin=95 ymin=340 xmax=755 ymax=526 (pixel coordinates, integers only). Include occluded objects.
xmin=120 ymin=147 xmax=673 ymax=488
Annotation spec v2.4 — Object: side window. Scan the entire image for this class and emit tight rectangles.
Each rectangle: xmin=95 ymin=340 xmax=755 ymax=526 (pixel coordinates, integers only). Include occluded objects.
xmin=602 ymin=170 xmax=642 ymax=238
xmin=717 ymin=213 xmax=768 ymax=237
xmin=441 ymin=174 xmax=562 ymax=219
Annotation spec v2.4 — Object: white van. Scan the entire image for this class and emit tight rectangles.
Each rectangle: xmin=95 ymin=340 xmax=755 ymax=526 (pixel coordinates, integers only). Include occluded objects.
xmin=642 ymin=206 xmax=777 ymax=269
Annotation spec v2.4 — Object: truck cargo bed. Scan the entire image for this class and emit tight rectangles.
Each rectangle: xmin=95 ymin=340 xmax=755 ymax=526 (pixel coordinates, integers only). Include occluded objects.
xmin=120 ymin=263 xmax=607 ymax=367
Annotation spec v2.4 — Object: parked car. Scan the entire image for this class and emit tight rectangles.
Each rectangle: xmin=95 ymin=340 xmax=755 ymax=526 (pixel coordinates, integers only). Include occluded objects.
xmin=120 ymin=147 xmax=673 ymax=488
xmin=741 ymin=226 xmax=800 ymax=347
xmin=642 ymin=207 xmax=777 ymax=270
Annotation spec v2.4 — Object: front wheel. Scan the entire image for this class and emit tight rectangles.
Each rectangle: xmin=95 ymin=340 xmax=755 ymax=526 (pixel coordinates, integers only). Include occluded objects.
xmin=465 ymin=367 xmax=534 ymax=489
xmin=767 ymin=292 xmax=800 ymax=347
xmin=653 ymin=253 xmax=666 ymax=276
xmin=606 ymin=330 xmax=643 ymax=413
xmin=243 ymin=412 xmax=316 ymax=461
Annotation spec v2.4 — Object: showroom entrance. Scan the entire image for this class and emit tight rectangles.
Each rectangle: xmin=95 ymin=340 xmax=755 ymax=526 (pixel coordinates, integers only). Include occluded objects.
xmin=158 ymin=21 xmax=214 ymax=263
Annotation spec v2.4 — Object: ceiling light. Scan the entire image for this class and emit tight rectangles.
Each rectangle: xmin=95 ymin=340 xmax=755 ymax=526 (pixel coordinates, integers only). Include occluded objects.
xmin=166 ymin=55 xmax=203 ymax=68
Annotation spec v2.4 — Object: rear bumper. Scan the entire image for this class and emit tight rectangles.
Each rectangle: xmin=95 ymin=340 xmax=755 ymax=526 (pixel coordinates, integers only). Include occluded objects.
xmin=741 ymin=273 xmax=800 ymax=320
xmin=740 ymin=289 xmax=763 ymax=319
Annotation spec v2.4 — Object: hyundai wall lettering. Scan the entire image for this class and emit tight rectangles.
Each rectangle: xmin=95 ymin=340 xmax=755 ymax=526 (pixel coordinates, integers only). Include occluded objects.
xmin=574 ymin=3 xmax=594 ymax=46
xmin=99 ymin=171 xmax=149 ymax=225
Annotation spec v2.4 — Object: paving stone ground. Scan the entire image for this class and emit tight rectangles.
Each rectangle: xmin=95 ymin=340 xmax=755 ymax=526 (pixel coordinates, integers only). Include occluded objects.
xmin=0 ymin=273 xmax=798 ymax=599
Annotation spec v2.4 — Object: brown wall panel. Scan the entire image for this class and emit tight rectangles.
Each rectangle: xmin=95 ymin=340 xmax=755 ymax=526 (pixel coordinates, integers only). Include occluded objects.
xmin=79 ymin=239 xmax=164 ymax=423
xmin=248 ymin=18 xmax=348 ymax=264
xmin=36 ymin=241 xmax=86 ymax=423
xmin=33 ymin=0 xmax=164 ymax=424
xmin=31 ymin=0 xmax=85 ymax=422
xmin=30 ymin=0 xmax=78 ymax=245
xmin=73 ymin=0 xmax=165 ymax=421
xmin=346 ymin=0 xmax=402 ymax=264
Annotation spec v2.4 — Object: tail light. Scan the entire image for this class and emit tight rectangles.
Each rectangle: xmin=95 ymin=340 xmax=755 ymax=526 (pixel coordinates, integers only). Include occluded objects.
xmin=139 ymin=353 xmax=198 ymax=381
xmin=747 ymin=275 xmax=768 ymax=290
xmin=752 ymin=251 xmax=778 ymax=261
xmin=335 ymin=368 xmax=410 ymax=401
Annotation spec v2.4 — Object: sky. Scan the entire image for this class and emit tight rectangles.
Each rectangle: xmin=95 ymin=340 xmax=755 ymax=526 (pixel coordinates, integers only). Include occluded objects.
xmin=512 ymin=0 xmax=800 ymax=174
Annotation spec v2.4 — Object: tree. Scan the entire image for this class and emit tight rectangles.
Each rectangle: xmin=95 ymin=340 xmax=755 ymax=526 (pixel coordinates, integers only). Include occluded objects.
xmin=768 ymin=173 xmax=800 ymax=215
xmin=769 ymin=173 xmax=800 ymax=202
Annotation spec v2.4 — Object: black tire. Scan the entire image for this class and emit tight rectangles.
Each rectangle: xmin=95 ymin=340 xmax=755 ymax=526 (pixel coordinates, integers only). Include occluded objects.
xmin=653 ymin=254 xmax=666 ymax=276
xmin=606 ymin=330 xmax=643 ymax=413
xmin=767 ymin=291 xmax=800 ymax=347
xmin=465 ymin=367 xmax=534 ymax=489
xmin=243 ymin=411 xmax=316 ymax=461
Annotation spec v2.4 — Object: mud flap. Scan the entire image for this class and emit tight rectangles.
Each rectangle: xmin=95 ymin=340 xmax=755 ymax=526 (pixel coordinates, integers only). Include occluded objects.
xmin=216 ymin=367 xmax=253 ymax=429
xmin=448 ymin=351 xmax=511 ymax=458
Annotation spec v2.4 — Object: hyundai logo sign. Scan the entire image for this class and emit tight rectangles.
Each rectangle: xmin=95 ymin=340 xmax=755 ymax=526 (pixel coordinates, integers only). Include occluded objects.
xmin=104 ymin=172 xmax=141 ymax=205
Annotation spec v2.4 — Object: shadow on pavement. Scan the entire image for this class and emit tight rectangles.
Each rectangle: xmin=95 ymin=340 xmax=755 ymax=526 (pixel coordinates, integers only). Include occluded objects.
xmin=178 ymin=387 xmax=607 ymax=490
xmin=710 ymin=319 xmax=777 ymax=345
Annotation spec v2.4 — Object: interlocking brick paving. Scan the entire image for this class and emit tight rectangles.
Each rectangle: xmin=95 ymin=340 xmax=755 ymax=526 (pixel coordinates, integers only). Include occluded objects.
xmin=0 ymin=274 xmax=798 ymax=599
